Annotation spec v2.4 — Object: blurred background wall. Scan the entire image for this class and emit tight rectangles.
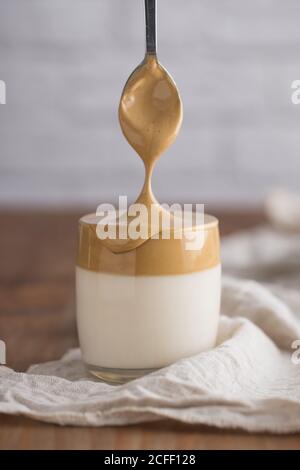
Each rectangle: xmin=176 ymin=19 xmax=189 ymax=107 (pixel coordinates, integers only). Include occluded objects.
xmin=0 ymin=0 xmax=299 ymax=208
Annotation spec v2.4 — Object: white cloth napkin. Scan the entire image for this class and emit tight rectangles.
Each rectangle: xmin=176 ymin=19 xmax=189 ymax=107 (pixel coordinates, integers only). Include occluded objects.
xmin=1 ymin=228 xmax=300 ymax=432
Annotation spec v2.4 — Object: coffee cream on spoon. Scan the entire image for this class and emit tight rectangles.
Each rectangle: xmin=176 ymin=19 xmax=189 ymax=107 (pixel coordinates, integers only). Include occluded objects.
xmin=100 ymin=52 xmax=183 ymax=254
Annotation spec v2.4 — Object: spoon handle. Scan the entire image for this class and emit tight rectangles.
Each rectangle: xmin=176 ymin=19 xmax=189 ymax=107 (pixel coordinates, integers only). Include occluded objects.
xmin=144 ymin=0 xmax=157 ymax=55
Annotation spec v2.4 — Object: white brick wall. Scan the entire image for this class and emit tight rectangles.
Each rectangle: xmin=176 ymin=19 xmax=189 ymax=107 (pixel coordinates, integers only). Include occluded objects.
xmin=0 ymin=0 xmax=300 ymax=207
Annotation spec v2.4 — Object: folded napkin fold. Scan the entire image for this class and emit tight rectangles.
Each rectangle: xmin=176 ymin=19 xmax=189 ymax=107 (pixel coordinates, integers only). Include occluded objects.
xmin=1 ymin=255 xmax=300 ymax=431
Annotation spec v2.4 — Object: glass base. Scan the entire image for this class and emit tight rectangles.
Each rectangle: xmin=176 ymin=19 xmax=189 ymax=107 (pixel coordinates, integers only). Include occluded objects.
xmin=85 ymin=363 xmax=158 ymax=385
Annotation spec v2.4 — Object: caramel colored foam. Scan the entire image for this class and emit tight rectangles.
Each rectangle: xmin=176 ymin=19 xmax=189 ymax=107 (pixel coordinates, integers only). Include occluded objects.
xmin=77 ymin=213 xmax=220 ymax=276
xmin=119 ymin=54 xmax=182 ymax=167
xmin=100 ymin=54 xmax=183 ymax=254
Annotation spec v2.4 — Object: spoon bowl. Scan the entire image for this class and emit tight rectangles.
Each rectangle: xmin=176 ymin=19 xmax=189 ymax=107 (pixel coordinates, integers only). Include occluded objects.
xmin=119 ymin=54 xmax=183 ymax=168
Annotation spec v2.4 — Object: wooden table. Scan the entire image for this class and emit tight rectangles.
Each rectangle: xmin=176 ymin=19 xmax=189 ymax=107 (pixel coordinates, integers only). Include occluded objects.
xmin=0 ymin=209 xmax=299 ymax=450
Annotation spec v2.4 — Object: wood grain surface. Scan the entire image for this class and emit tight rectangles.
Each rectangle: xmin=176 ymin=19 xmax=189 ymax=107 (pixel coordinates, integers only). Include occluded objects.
xmin=0 ymin=209 xmax=299 ymax=450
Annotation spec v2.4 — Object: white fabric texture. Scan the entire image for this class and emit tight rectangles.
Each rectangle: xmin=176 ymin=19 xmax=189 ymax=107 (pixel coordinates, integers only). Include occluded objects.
xmin=1 ymin=227 xmax=300 ymax=432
